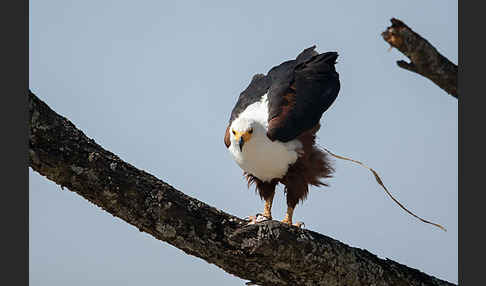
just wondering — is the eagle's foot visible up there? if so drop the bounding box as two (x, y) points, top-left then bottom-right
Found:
(294, 221), (306, 229)
(262, 210), (272, 221)
(282, 206), (295, 226)
(281, 219), (305, 228)
(246, 213), (271, 225)
(281, 218), (292, 225)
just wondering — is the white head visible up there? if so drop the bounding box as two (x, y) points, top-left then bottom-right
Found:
(229, 117), (264, 152)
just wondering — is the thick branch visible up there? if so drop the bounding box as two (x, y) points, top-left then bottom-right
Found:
(29, 90), (454, 286)
(382, 18), (458, 98)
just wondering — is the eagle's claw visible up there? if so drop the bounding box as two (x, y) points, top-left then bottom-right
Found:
(246, 213), (271, 225)
(294, 221), (306, 229)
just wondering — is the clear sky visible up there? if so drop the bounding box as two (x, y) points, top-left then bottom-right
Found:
(30, 1), (457, 285)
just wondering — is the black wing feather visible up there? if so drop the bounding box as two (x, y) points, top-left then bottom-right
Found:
(266, 51), (340, 142)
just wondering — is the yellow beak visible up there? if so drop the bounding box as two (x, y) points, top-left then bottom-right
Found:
(233, 130), (252, 151)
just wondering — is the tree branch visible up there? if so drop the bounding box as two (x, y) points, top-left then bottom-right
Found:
(382, 18), (458, 98)
(28, 90), (454, 286)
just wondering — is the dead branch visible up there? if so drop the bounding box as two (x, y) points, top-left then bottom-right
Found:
(28, 90), (454, 286)
(382, 18), (458, 98)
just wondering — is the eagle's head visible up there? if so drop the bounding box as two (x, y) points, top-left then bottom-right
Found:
(229, 117), (261, 152)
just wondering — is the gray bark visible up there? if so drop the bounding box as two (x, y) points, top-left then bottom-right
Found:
(29, 90), (454, 286)
(382, 18), (458, 98)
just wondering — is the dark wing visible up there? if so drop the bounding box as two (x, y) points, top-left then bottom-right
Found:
(266, 49), (340, 142)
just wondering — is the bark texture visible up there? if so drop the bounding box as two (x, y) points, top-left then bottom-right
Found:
(29, 90), (455, 286)
(382, 18), (458, 98)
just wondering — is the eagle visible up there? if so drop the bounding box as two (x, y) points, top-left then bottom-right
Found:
(224, 46), (340, 226)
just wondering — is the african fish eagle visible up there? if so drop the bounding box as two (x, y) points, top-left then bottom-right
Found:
(224, 46), (340, 226)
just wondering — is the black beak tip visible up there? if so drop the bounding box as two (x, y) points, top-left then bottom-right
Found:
(239, 137), (244, 151)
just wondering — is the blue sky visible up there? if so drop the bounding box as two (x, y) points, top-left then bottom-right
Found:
(30, 1), (457, 284)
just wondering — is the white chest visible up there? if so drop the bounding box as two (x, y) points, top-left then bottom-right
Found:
(227, 94), (302, 182)
(229, 133), (301, 182)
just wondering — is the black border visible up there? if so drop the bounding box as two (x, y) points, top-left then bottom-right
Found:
(459, 1), (482, 285)
(2, 0), (28, 285)
(457, 1), (462, 283)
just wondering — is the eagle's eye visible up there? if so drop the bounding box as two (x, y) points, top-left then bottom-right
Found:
(248, 128), (253, 134)
(232, 130), (236, 135)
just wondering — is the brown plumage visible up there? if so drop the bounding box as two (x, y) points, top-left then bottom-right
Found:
(224, 125), (231, 148)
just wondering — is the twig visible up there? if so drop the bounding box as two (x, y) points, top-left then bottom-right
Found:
(382, 18), (458, 98)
